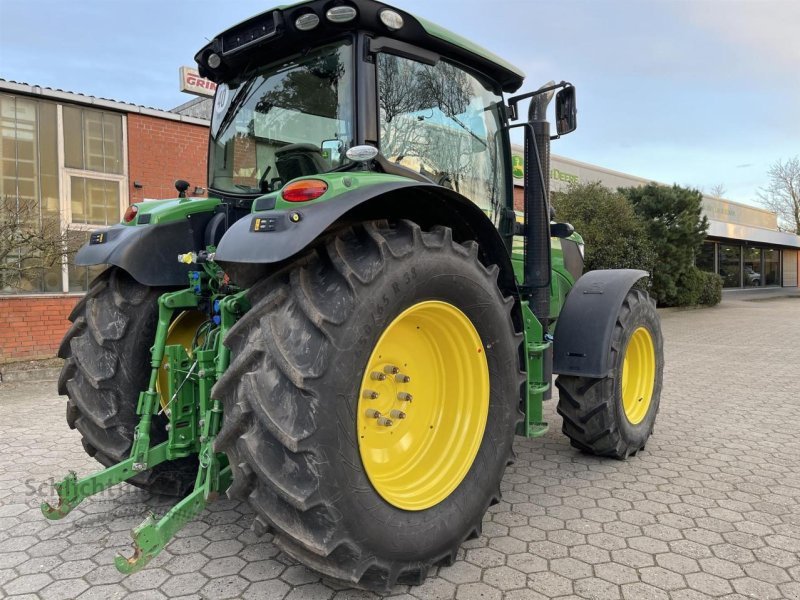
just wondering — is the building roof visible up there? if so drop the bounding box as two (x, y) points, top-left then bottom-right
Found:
(171, 96), (213, 120)
(510, 144), (800, 249)
(0, 78), (210, 126)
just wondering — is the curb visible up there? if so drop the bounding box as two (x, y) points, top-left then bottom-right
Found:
(0, 368), (61, 384)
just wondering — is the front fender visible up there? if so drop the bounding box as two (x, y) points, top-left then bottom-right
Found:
(553, 269), (649, 378)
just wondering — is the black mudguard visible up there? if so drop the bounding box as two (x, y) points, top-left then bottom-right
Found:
(553, 269), (649, 378)
(214, 181), (519, 299)
(214, 181), (421, 266)
(75, 219), (205, 287)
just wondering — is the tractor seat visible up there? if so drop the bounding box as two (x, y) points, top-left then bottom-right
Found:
(275, 143), (329, 182)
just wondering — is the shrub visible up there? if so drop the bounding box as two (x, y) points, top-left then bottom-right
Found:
(621, 183), (709, 307)
(698, 271), (723, 306)
(551, 182), (656, 274)
(674, 266), (703, 307)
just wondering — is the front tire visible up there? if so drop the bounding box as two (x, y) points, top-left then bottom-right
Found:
(555, 288), (663, 458)
(214, 220), (523, 590)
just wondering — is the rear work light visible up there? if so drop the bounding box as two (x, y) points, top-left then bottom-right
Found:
(123, 204), (139, 223)
(282, 179), (328, 202)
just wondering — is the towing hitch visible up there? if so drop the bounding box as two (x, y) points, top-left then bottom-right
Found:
(42, 258), (248, 573)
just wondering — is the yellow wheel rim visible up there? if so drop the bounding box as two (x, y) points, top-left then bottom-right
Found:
(621, 326), (656, 425)
(156, 310), (207, 413)
(357, 300), (489, 511)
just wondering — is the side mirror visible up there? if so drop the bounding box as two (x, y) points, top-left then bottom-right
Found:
(550, 222), (575, 238)
(555, 86), (577, 136)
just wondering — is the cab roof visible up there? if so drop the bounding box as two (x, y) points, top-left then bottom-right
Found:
(195, 0), (525, 93)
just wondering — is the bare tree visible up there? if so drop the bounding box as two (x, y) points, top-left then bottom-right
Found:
(757, 156), (800, 234)
(709, 183), (727, 198)
(0, 195), (77, 292)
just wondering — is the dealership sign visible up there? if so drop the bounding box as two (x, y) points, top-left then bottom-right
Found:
(512, 153), (579, 184)
(179, 66), (217, 97)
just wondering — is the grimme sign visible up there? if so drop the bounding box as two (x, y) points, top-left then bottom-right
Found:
(179, 66), (217, 97)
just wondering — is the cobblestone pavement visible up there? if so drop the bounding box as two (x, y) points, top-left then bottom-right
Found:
(1, 295), (798, 600)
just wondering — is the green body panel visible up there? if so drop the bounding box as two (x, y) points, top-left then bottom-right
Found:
(511, 235), (578, 321)
(272, 171), (411, 211)
(122, 197), (222, 227)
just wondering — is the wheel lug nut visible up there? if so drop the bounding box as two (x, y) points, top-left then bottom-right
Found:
(383, 364), (400, 375)
(389, 410), (406, 419)
(365, 408), (382, 419)
(377, 417), (393, 427)
(363, 389), (379, 399)
(395, 374), (411, 383)
(370, 371), (386, 381)
(397, 392), (413, 402)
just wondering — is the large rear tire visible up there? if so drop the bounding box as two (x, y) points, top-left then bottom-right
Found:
(214, 220), (523, 591)
(57, 267), (197, 496)
(555, 288), (663, 458)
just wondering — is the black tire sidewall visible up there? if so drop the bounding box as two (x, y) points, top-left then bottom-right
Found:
(612, 298), (663, 448)
(318, 244), (519, 561)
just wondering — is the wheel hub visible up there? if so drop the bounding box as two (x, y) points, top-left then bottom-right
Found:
(621, 326), (656, 425)
(357, 301), (489, 511)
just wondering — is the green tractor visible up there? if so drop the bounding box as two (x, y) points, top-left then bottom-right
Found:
(45, 0), (664, 591)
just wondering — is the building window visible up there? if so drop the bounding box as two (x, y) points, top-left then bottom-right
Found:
(718, 244), (741, 288)
(0, 94), (63, 293)
(70, 176), (121, 226)
(0, 93), (127, 295)
(764, 248), (780, 286)
(743, 247), (762, 287)
(63, 106), (123, 174)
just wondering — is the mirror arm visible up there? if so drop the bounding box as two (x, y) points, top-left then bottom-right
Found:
(507, 80), (572, 121)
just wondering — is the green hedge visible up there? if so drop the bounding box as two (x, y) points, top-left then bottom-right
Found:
(553, 181), (721, 308)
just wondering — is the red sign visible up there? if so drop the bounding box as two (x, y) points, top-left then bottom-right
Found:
(179, 66), (217, 98)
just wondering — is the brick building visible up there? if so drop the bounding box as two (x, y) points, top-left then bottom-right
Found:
(0, 80), (209, 361)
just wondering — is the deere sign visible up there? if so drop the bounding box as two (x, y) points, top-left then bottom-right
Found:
(512, 154), (579, 185)
(512, 155), (524, 179)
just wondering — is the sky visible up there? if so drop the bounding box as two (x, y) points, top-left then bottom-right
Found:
(1, 0), (798, 207)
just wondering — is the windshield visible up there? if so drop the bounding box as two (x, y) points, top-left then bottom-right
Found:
(209, 41), (354, 194)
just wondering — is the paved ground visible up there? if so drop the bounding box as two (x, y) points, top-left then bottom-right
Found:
(0, 295), (798, 600)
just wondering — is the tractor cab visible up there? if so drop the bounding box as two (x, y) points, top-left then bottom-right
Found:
(197, 1), (523, 217)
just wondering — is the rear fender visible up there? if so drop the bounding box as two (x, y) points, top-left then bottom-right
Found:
(75, 214), (215, 287)
(215, 181), (520, 305)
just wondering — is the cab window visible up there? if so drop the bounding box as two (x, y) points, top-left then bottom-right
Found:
(377, 53), (507, 223)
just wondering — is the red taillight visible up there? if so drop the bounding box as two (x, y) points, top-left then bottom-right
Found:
(123, 204), (139, 223)
(282, 179), (328, 202)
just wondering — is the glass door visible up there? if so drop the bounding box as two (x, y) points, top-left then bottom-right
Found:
(719, 244), (741, 288)
(764, 249), (780, 286)
(743, 247), (762, 287)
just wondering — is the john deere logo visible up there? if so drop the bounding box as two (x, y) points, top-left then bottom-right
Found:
(512, 155), (524, 178)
